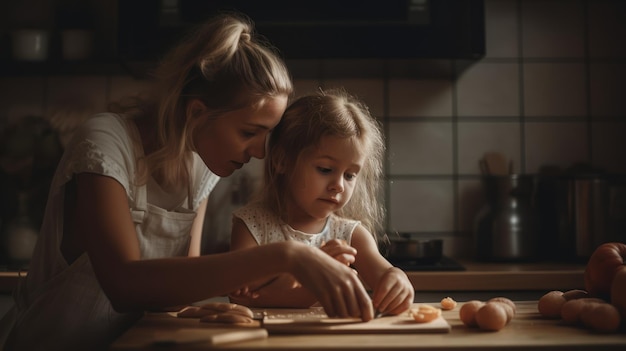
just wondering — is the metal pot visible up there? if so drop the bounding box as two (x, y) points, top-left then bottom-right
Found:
(383, 234), (443, 264)
(536, 174), (626, 261)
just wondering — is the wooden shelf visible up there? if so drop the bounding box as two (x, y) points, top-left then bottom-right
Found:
(0, 59), (157, 78)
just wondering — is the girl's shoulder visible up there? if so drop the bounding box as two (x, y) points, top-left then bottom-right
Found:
(328, 213), (360, 227)
(328, 213), (361, 235)
(233, 201), (273, 219)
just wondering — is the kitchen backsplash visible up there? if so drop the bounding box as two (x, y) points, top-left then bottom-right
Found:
(0, 0), (625, 260)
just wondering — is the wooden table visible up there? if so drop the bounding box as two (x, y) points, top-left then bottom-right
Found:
(111, 301), (626, 350)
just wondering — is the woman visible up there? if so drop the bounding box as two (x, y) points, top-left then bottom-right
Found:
(2, 13), (373, 351)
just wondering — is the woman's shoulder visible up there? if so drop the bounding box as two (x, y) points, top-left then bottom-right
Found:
(58, 112), (137, 194)
(71, 112), (129, 145)
(80, 112), (126, 129)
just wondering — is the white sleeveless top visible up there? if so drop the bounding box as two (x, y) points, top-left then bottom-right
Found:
(5, 113), (219, 351)
(233, 202), (360, 247)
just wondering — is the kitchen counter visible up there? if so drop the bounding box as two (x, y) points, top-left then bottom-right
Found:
(407, 260), (586, 292)
(0, 261), (586, 294)
(110, 301), (626, 350)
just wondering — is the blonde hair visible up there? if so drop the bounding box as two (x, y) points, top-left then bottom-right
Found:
(261, 88), (385, 238)
(110, 13), (293, 189)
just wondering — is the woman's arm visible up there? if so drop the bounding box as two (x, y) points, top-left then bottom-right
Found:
(229, 217), (317, 308)
(350, 225), (414, 315)
(75, 173), (374, 319)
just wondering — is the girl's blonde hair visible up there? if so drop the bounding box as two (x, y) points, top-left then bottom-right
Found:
(262, 88), (385, 238)
(110, 13), (293, 189)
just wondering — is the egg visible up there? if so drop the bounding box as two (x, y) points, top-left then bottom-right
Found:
(537, 290), (566, 319)
(459, 300), (485, 327)
(560, 297), (605, 324)
(562, 289), (589, 301)
(488, 297), (516, 321)
(581, 302), (621, 333)
(475, 302), (508, 331)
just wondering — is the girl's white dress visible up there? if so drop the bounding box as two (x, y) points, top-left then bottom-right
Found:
(233, 202), (360, 247)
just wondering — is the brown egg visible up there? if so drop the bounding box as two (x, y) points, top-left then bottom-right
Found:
(459, 300), (485, 327)
(537, 290), (566, 318)
(488, 297), (516, 317)
(475, 302), (508, 331)
(561, 298), (605, 324)
(562, 289), (589, 301)
(580, 302), (621, 333)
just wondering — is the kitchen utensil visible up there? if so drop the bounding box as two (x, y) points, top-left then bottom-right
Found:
(384, 234), (443, 264)
(483, 152), (509, 175)
(535, 174), (626, 261)
(474, 174), (539, 261)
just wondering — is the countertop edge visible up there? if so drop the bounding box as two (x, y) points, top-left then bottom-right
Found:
(0, 261), (587, 294)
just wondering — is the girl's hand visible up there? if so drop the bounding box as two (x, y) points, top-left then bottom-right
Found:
(229, 286), (259, 299)
(289, 243), (374, 321)
(371, 267), (414, 316)
(320, 239), (356, 266)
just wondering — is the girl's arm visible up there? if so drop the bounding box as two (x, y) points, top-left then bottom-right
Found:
(229, 217), (317, 308)
(76, 172), (374, 318)
(350, 225), (414, 315)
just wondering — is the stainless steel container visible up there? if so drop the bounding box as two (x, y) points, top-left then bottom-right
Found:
(536, 174), (626, 262)
(474, 175), (539, 261)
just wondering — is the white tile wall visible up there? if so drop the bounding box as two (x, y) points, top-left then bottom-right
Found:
(1, 0), (625, 259)
(389, 122), (454, 175)
(457, 122), (521, 175)
(484, 0), (519, 58)
(457, 63), (520, 117)
(525, 122), (589, 173)
(388, 79), (453, 117)
(590, 63), (626, 117)
(389, 179), (454, 233)
(521, 0), (585, 58)
(523, 63), (587, 117)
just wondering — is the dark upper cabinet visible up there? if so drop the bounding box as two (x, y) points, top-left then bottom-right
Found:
(118, 0), (485, 61)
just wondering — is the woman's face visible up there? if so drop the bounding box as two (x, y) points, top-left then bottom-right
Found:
(193, 95), (288, 177)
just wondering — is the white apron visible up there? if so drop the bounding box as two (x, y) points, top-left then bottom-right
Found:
(4, 177), (199, 351)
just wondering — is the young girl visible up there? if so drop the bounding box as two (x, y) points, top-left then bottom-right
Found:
(2, 14), (375, 351)
(229, 88), (414, 316)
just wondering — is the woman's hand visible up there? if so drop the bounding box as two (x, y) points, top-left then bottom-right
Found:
(371, 267), (414, 316)
(320, 239), (356, 266)
(288, 242), (374, 321)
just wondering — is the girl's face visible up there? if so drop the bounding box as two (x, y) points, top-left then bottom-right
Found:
(285, 135), (366, 230)
(193, 95), (288, 177)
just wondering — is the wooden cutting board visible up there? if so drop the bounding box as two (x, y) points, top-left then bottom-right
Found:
(257, 307), (451, 334)
(113, 312), (268, 348)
